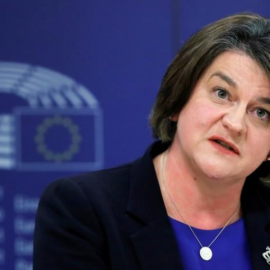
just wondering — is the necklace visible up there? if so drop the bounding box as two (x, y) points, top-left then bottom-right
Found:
(160, 150), (240, 261)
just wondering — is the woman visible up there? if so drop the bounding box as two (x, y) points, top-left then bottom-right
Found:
(34, 13), (270, 269)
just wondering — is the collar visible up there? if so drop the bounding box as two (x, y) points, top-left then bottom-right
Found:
(127, 141), (169, 223)
(242, 175), (270, 269)
(127, 141), (184, 270)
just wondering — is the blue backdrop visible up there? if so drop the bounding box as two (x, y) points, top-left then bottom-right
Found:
(0, 1), (269, 269)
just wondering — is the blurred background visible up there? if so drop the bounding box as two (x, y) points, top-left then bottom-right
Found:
(0, 1), (269, 269)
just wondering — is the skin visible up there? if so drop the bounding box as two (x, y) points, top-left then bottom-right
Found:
(154, 51), (270, 229)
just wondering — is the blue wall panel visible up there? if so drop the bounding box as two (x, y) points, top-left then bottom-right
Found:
(179, 0), (270, 44)
(0, 1), (173, 269)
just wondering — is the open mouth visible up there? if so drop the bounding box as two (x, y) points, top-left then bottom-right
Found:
(214, 140), (234, 151)
(210, 137), (240, 155)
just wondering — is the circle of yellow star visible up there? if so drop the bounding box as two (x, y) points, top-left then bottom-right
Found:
(35, 115), (81, 162)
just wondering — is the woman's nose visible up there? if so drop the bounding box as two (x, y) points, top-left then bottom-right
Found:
(222, 105), (247, 136)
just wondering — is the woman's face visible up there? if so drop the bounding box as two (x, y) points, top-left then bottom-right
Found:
(172, 51), (270, 182)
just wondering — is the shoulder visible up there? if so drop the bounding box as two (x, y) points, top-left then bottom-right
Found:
(65, 162), (132, 191)
(34, 166), (136, 268)
(35, 162), (137, 248)
(40, 162), (134, 209)
(242, 176), (270, 212)
(38, 141), (165, 217)
(258, 180), (270, 206)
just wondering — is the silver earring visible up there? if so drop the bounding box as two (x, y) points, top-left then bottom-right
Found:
(169, 114), (174, 121)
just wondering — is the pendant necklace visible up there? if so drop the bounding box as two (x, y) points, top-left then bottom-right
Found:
(160, 150), (240, 261)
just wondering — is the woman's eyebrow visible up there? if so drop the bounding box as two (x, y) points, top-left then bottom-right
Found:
(209, 71), (237, 87)
(258, 97), (270, 105)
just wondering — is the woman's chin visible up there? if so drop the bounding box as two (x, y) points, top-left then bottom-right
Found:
(194, 159), (242, 183)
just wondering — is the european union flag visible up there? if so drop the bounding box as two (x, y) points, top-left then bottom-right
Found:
(14, 108), (103, 171)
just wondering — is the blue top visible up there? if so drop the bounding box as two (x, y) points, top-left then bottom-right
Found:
(169, 217), (253, 270)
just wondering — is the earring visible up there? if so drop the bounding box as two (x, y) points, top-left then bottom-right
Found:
(268, 156), (270, 161)
(169, 114), (174, 121)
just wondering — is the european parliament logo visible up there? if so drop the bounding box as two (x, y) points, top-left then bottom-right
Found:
(0, 62), (103, 171)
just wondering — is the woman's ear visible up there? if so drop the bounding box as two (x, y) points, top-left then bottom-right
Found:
(170, 113), (179, 122)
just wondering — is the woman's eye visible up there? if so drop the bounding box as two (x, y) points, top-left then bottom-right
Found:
(215, 89), (229, 100)
(255, 108), (269, 120)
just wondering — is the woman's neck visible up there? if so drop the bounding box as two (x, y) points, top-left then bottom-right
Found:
(154, 148), (244, 230)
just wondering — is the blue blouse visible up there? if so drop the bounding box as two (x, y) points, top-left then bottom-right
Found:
(169, 217), (253, 270)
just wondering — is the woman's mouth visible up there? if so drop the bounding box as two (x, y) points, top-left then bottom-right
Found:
(209, 137), (240, 155)
(215, 140), (234, 151)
